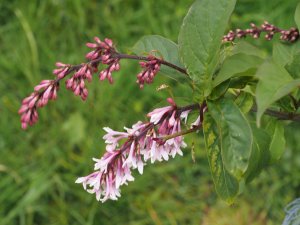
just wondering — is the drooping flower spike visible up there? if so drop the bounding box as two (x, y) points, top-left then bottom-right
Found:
(75, 99), (203, 202)
(223, 21), (299, 43)
(18, 80), (59, 129)
(19, 37), (166, 129)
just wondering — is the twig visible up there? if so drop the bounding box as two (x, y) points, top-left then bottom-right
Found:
(161, 125), (202, 141)
(223, 21), (299, 43)
(251, 106), (300, 122)
(115, 53), (188, 75)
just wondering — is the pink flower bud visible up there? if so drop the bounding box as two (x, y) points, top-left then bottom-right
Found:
(51, 87), (58, 100)
(28, 95), (38, 108)
(43, 86), (52, 100)
(94, 36), (101, 44)
(85, 67), (93, 82)
(86, 51), (98, 60)
(55, 62), (68, 67)
(167, 98), (176, 106)
(104, 38), (113, 47)
(86, 42), (98, 48)
(74, 85), (81, 96)
(18, 105), (29, 114)
(21, 122), (28, 130)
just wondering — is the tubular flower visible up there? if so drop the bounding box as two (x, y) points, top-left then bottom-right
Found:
(75, 154), (134, 202)
(76, 99), (195, 202)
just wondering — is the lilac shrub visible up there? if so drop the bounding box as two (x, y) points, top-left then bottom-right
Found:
(19, 0), (300, 205)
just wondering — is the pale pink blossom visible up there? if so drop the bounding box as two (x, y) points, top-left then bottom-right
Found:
(76, 99), (196, 202)
(75, 152), (134, 202)
(124, 121), (146, 135)
(148, 106), (173, 124)
(191, 106), (206, 128)
(180, 110), (191, 123)
(103, 127), (129, 151)
(191, 116), (201, 127)
(140, 99), (188, 163)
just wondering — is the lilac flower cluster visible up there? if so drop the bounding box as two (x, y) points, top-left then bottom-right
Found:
(86, 37), (120, 83)
(75, 98), (201, 202)
(65, 64), (92, 100)
(19, 36), (168, 129)
(223, 21), (299, 43)
(137, 56), (161, 88)
(18, 80), (59, 129)
(19, 38), (120, 129)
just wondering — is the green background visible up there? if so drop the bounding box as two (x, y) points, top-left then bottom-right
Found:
(1, 0), (300, 224)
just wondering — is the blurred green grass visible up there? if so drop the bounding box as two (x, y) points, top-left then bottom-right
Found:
(0, 0), (300, 224)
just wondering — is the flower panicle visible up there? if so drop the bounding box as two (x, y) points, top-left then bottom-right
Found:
(75, 99), (202, 202)
(18, 80), (59, 129)
(86, 37), (120, 84)
(19, 36), (166, 130)
(19, 37), (120, 129)
(223, 21), (299, 43)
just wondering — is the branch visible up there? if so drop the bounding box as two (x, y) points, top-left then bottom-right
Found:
(115, 53), (188, 75)
(177, 103), (200, 114)
(251, 106), (300, 122)
(223, 21), (299, 43)
(119, 102), (201, 152)
(289, 94), (299, 110)
(53, 52), (188, 82)
(161, 125), (202, 141)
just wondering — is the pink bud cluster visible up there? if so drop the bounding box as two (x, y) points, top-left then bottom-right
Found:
(18, 80), (59, 129)
(66, 64), (92, 100)
(19, 37), (122, 129)
(75, 98), (200, 202)
(86, 37), (120, 83)
(137, 56), (161, 88)
(53, 62), (70, 79)
(223, 21), (299, 43)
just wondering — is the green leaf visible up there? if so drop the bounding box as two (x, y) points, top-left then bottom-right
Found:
(265, 119), (286, 163)
(255, 59), (300, 125)
(234, 92), (254, 114)
(230, 41), (266, 58)
(244, 138), (260, 183)
(207, 98), (253, 179)
(277, 95), (297, 112)
(285, 52), (300, 79)
(272, 41), (300, 67)
(203, 113), (239, 204)
(213, 53), (263, 87)
(295, 2), (300, 30)
(209, 79), (230, 100)
(228, 76), (256, 89)
(244, 124), (271, 183)
(178, 0), (236, 98)
(132, 35), (186, 82)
